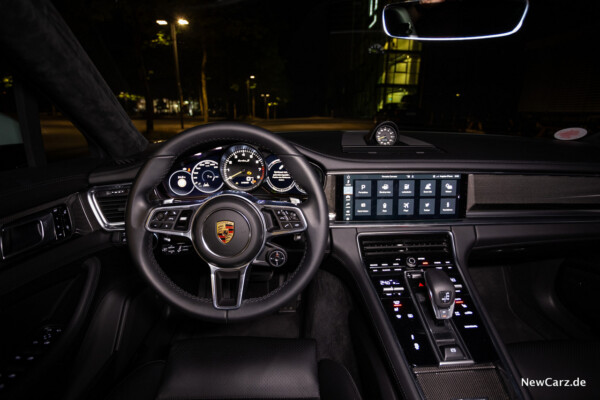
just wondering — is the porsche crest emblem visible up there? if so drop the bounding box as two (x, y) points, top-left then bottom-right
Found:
(216, 220), (235, 244)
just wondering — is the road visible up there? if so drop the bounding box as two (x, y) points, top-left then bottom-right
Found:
(40, 116), (374, 161)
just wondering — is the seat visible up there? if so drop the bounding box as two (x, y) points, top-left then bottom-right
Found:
(508, 341), (600, 400)
(105, 337), (362, 400)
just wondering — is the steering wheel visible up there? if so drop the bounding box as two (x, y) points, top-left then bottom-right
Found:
(126, 123), (329, 322)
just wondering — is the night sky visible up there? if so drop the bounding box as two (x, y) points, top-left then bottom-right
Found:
(46, 0), (600, 130)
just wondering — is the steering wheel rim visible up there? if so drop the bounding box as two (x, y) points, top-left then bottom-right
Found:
(126, 122), (329, 322)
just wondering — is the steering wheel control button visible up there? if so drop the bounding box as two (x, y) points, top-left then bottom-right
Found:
(275, 209), (288, 222)
(153, 212), (165, 221)
(268, 249), (287, 267)
(175, 210), (193, 230)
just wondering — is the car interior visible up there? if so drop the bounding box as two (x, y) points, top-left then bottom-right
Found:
(1, 0), (600, 399)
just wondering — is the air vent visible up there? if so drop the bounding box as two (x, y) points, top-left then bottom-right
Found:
(88, 185), (130, 230)
(359, 234), (449, 259)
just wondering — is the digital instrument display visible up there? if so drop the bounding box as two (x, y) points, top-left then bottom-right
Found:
(338, 173), (464, 221)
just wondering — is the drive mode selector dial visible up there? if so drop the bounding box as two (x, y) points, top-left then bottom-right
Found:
(221, 145), (265, 191)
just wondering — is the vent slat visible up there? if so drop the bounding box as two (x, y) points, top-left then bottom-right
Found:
(94, 190), (129, 225)
(360, 235), (449, 258)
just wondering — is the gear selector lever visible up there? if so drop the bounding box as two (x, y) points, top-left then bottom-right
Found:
(424, 269), (455, 319)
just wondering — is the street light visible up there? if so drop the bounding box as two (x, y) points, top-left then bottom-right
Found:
(246, 75), (255, 119)
(156, 18), (189, 129)
(260, 93), (270, 119)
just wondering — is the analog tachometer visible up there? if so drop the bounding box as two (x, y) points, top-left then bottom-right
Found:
(220, 145), (265, 191)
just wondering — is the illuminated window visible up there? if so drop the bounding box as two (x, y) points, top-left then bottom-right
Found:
(377, 39), (421, 111)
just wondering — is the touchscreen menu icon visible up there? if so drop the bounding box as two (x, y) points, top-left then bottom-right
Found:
(355, 180), (371, 197)
(440, 198), (456, 214)
(399, 199), (414, 215)
(420, 180), (436, 196)
(419, 199), (435, 215)
(354, 199), (371, 216)
(377, 199), (393, 216)
(377, 180), (393, 197)
(398, 180), (414, 197)
(442, 180), (457, 196)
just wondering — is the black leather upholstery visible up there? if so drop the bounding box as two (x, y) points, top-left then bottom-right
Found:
(508, 341), (600, 400)
(105, 361), (166, 400)
(318, 359), (362, 400)
(157, 337), (320, 400)
(105, 337), (362, 400)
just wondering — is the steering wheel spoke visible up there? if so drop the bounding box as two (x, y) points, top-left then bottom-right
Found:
(209, 263), (250, 310)
(145, 202), (202, 238)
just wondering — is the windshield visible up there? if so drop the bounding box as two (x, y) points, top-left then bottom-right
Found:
(41, 0), (600, 152)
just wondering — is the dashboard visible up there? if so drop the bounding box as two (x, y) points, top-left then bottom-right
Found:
(4, 125), (600, 400)
(162, 143), (318, 198)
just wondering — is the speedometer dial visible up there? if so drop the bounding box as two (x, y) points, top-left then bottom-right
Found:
(192, 159), (224, 193)
(221, 145), (265, 191)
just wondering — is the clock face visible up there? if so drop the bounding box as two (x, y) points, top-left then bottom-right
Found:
(375, 125), (397, 146)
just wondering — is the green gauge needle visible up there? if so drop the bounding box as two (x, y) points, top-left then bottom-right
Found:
(227, 169), (245, 181)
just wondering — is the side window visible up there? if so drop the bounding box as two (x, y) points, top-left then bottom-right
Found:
(0, 76), (21, 145)
(0, 65), (27, 171)
(0, 62), (91, 170)
(38, 96), (90, 162)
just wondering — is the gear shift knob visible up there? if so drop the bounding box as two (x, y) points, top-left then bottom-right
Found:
(424, 269), (455, 319)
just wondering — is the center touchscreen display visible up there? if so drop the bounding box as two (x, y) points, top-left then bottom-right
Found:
(339, 173), (463, 221)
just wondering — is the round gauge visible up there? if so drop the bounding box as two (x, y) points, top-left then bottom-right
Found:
(168, 170), (195, 196)
(266, 157), (296, 193)
(220, 145), (265, 191)
(295, 163), (325, 194)
(192, 159), (224, 193)
(374, 125), (397, 146)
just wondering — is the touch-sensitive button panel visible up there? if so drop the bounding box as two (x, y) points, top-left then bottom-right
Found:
(338, 173), (463, 222)
(359, 233), (499, 368)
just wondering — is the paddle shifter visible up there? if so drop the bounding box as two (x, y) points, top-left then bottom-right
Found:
(424, 269), (455, 319)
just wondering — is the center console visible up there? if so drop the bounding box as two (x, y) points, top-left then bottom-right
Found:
(358, 232), (516, 399)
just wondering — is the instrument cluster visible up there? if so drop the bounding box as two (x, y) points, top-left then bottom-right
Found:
(163, 144), (309, 198)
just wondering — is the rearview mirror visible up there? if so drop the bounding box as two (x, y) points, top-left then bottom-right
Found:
(383, 0), (529, 41)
